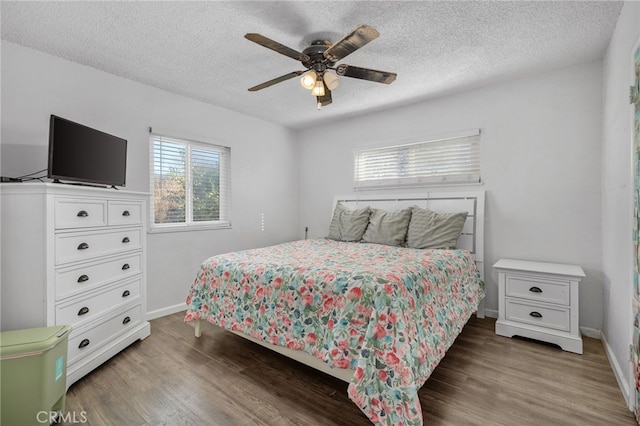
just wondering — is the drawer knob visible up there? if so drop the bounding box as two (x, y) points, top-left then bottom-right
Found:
(77, 274), (89, 283)
(77, 210), (89, 217)
(122, 210), (130, 217)
(77, 242), (89, 250)
(122, 290), (131, 298)
(529, 311), (543, 319)
(122, 316), (131, 325)
(122, 263), (130, 270)
(529, 286), (543, 293)
(77, 306), (89, 316)
(122, 237), (130, 243)
(78, 339), (90, 349)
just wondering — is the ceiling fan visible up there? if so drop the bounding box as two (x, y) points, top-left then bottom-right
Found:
(244, 24), (397, 109)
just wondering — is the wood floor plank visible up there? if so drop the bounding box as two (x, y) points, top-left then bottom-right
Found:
(61, 314), (636, 425)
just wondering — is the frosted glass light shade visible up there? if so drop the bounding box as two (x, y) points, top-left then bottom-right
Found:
(311, 79), (325, 97)
(324, 72), (340, 90)
(300, 71), (317, 90)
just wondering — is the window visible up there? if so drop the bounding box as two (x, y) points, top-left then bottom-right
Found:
(354, 129), (480, 189)
(150, 133), (230, 231)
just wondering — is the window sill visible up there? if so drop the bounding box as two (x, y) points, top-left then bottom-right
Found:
(148, 223), (232, 234)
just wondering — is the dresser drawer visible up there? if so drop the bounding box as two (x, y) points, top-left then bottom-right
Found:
(505, 275), (570, 305)
(55, 252), (142, 299)
(67, 304), (141, 364)
(56, 279), (141, 327)
(505, 299), (570, 332)
(55, 228), (142, 265)
(108, 201), (143, 226)
(55, 198), (107, 229)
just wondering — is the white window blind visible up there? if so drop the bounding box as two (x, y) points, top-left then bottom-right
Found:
(150, 133), (230, 230)
(354, 130), (480, 189)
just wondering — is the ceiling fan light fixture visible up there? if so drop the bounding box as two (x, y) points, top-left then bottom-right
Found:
(300, 71), (317, 90)
(324, 72), (340, 90)
(311, 78), (325, 97)
(245, 25), (396, 108)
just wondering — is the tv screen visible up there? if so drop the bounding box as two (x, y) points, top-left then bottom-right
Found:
(48, 115), (127, 187)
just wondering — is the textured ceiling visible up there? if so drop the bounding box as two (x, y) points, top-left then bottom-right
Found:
(1, 1), (623, 130)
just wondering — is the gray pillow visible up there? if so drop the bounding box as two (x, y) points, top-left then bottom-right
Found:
(328, 203), (370, 242)
(361, 207), (412, 246)
(407, 206), (468, 249)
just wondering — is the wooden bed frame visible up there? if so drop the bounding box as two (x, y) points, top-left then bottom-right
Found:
(193, 190), (485, 383)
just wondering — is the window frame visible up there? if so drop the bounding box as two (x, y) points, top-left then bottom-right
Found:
(353, 129), (481, 190)
(149, 132), (231, 233)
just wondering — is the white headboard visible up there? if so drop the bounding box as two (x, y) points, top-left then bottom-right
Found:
(333, 191), (485, 280)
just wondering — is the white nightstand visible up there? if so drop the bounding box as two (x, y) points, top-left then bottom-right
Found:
(494, 258), (585, 354)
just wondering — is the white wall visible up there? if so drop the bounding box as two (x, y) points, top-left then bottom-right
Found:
(0, 41), (299, 315)
(601, 0), (640, 410)
(297, 61), (604, 330)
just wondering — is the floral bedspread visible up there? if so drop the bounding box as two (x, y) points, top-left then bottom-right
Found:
(184, 239), (484, 425)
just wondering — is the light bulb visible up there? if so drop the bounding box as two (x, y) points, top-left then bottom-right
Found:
(300, 71), (316, 90)
(324, 72), (340, 90)
(311, 79), (325, 97)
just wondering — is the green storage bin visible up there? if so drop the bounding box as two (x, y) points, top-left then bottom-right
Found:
(1, 325), (72, 426)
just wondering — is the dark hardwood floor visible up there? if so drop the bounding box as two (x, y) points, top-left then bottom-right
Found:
(62, 313), (636, 425)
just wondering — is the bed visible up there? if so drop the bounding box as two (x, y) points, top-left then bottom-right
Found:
(185, 192), (485, 426)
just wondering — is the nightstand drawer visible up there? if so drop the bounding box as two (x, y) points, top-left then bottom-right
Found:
(505, 299), (570, 332)
(505, 275), (570, 305)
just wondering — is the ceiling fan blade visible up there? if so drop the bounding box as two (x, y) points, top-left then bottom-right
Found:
(245, 33), (310, 62)
(248, 71), (305, 92)
(317, 84), (332, 107)
(336, 64), (397, 84)
(323, 24), (380, 63)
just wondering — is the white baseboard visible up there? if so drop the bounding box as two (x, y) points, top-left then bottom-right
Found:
(147, 303), (187, 320)
(602, 332), (633, 411)
(483, 308), (498, 318)
(580, 326), (601, 339)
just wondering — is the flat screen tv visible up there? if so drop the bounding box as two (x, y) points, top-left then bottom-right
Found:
(48, 115), (127, 187)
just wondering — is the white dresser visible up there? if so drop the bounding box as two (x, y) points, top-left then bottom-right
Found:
(494, 258), (585, 354)
(1, 183), (150, 387)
